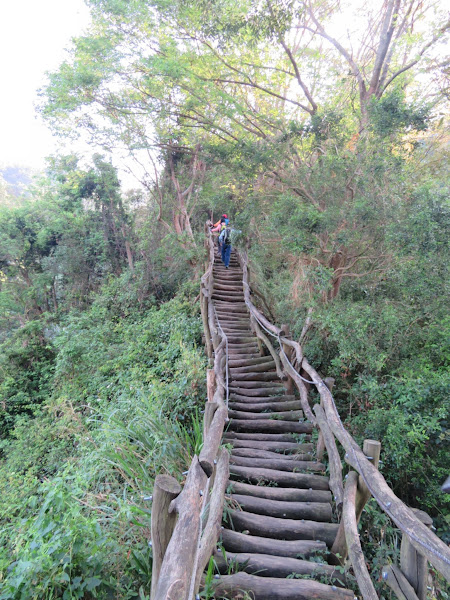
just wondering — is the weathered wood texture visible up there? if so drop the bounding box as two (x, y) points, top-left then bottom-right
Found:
(342, 471), (378, 600)
(210, 572), (354, 599)
(221, 528), (327, 558)
(228, 479), (332, 503)
(313, 403), (344, 508)
(400, 508), (433, 600)
(227, 509), (339, 547)
(199, 405), (227, 477)
(150, 475), (182, 600)
(153, 457), (207, 600)
(194, 448), (229, 592)
(381, 564), (420, 600)
(302, 357), (450, 580)
(214, 551), (347, 584)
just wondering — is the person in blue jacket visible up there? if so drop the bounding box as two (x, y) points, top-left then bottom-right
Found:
(219, 223), (232, 268)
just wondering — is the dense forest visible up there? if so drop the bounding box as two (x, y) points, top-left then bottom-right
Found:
(0, 0), (449, 598)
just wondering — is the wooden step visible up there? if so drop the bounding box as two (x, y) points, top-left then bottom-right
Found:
(228, 481), (332, 503)
(227, 409), (304, 422)
(231, 447), (313, 462)
(228, 420), (312, 434)
(209, 572), (353, 599)
(230, 361), (276, 373)
(229, 465), (329, 490)
(212, 294), (245, 302)
(228, 387), (287, 396)
(227, 510), (338, 547)
(230, 494), (332, 521)
(223, 432), (306, 442)
(230, 455), (325, 473)
(228, 399), (303, 412)
(228, 356), (275, 368)
(229, 393), (296, 403)
(230, 372), (279, 382)
(221, 529), (327, 558)
(223, 439), (312, 453)
(214, 551), (346, 584)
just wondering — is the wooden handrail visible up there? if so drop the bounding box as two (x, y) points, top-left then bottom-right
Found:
(236, 245), (450, 596)
(151, 226), (230, 599)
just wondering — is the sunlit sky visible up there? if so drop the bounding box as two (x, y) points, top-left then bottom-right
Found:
(0, 0), (90, 169)
(0, 0), (445, 175)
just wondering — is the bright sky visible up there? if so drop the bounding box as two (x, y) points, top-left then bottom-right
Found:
(0, 0), (90, 169)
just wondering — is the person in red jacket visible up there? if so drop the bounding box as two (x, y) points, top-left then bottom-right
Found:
(210, 214), (228, 232)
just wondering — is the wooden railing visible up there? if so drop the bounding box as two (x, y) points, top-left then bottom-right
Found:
(237, 247), (450, 600)
(149, 228), (450, 600)
(150, 226), (230, 600)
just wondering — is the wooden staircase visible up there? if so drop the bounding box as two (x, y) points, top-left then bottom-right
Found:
(210, 252), (355, 600)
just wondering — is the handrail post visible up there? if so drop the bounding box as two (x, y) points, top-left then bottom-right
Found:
(206, 369), (215, 403)
(400, 509), (433, 600)
(150, 475), (182, 600)
(331, 439), (381, 564)
(281, 324), (294, 395)
(355, 439), (381, 523)
(316, 378), (335, 461)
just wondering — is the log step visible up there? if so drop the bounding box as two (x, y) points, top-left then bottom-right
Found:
(228, 419), (313, 434)
(231, 447), (313, 461)
(230, 455), (325, 473)
(230, 372), (279, 382)
(229, 393), (296, 403)
(221, 529), (327, 558)
(230, 361), (276, 373)
(210, 572), (353, 600)
(228, 481), (332, 503)
(214, 551), (347, 584)
(230, 494), (332, 521)
(229, 465), (329, 489)
(228, 400), (303, 412)
(228, 356), (276, 367)
(223, 431), (308, 442)
(227, 509), (339, 547)
(224, 439), (313, 453)
(228, 387), (287, 397)
(228, 409), (304, 422)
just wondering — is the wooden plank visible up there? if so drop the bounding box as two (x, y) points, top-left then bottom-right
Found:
(150, 475), (182, 600)
(153, 456), (208, 600)
(231, 493), (332, 521)
(302, 357), (450, 580)
(194, 448), (229, 593)
(228, 419), (313, 434)
(227, 509), (339, 547)
(230, 454), (325, 472)
(229, 465), (329, 489)
(381, 564), (420, 600)
(209, 572), (354, 599)
(228, 480), (332, 503)
(231, 447), (313, 461)
(221, 529), (327, 558)
(342, 471), (378, 600)
(214, 551), (347, 584)
(199, 405), (227, 477)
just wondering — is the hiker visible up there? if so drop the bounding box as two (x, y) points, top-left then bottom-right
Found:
(219, 222), (232, 268)
(210, 214), (228, 232)
(210, 214), (228, 251)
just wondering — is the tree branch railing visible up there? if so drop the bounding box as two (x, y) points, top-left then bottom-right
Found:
(236, 247), (450, 600)
(150, 225), (230, 600)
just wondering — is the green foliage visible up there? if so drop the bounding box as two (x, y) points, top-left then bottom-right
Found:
(368, 89), (430, 137)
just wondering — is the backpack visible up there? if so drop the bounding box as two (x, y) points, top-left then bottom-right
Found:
(223, 226), (231, 245)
